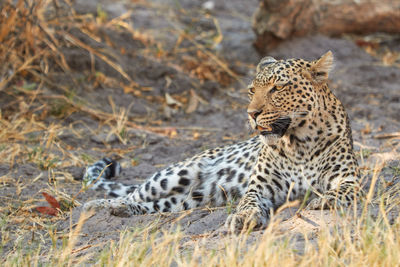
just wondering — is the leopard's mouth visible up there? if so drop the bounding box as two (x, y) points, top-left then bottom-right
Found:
(257, 117), (292, 137)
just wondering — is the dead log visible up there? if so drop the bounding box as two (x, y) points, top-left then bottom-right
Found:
(253, 0), (400, 53)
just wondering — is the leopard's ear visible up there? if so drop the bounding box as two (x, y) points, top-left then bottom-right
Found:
(256, 56), (277, 73)
(310, 51), (334, 83)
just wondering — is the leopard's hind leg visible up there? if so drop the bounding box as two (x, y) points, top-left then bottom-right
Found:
(83, 158), (212, 215)
(83, 137), (262, 217)
(84, 193), (203, 216)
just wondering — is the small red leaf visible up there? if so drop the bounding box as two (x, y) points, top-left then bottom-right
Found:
(36, 206), (58, 216)
(42, 192), (61, 209)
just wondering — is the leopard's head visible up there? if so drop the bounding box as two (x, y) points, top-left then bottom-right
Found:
(247, 51), (334, 145)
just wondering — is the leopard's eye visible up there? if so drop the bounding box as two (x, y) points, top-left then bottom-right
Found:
(270, 86), (278, 94)
(270, 83), (289, 94)
(248, 86), (255, 95)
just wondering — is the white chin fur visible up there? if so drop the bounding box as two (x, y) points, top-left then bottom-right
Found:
(259, 134), (280, 145)
(248, 117), (256, 129)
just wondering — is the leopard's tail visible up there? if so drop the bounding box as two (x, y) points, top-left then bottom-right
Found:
(83, 158), (138, 197)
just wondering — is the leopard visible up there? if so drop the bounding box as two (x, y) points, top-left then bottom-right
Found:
(82, 51), (361, 233)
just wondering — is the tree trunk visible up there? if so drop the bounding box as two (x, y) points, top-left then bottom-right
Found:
(253, 0), (400, 53)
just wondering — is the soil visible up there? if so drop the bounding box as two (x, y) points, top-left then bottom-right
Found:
(1, 0), (400, 259)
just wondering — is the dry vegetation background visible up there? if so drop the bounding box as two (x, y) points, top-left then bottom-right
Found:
(1, 0), (400, 265)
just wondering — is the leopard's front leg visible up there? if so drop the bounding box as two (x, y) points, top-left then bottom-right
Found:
(306, 180), (363, 210)
(306, 142), (362, 210)
(225, 191), (273, 234)
(225, 160), (287, 233)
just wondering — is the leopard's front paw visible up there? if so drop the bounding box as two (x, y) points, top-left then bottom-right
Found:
(306, 196), (334, 210)
(225, 209), (267, 234)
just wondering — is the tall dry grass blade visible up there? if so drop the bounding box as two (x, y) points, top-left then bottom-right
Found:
(58, 210), (94, 265)
(0, 3), (17, 42)
(63, 33), (133, 83)
(362, 160), (384, 218)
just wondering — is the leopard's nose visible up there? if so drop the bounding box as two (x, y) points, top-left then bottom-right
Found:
(248, 110), (262, 119)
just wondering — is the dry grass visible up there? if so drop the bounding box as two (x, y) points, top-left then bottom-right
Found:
(0, 0), (145, 170)
(0, 0), (246, 263)
(3, 178), (400, 266)
(1, 0), (400, 266)
(0, 0), (240, 165)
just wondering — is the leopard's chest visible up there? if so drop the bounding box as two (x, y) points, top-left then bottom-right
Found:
(257, 146), (321, 197)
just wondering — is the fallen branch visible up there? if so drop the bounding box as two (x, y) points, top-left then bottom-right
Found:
(253, 0), (400, 53)
(373, 132), (400, 139)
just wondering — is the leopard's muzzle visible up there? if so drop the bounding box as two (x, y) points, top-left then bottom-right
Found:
(259, 117), (292, 137)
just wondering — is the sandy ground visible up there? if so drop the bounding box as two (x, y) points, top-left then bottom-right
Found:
(1, 0), (399, 258)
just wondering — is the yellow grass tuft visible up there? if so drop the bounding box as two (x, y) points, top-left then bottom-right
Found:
(3, 191), (400, 266)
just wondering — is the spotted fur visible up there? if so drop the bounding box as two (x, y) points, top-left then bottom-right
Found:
(83, 51), (362, 233)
